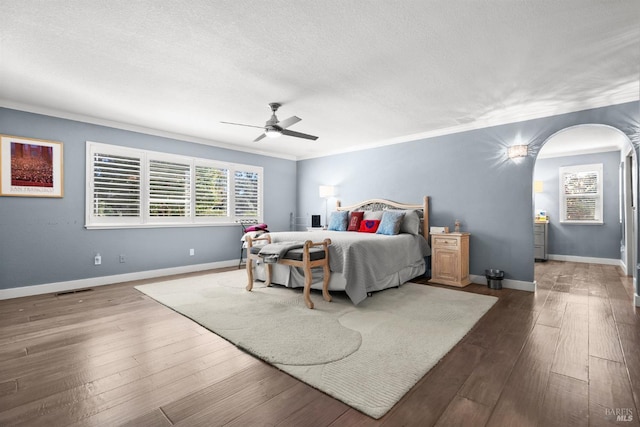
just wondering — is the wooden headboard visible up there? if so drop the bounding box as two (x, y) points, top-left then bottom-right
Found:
(336, 196), (430, 240)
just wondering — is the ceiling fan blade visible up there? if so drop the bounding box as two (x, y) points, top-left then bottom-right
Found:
(253, 133), (267, 142)
(220, 121), (265, 129)
(281, 129), (318, 141)
(277, 116), (301, 129)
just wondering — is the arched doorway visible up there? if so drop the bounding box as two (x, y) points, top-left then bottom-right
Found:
(532, 124), (637, 281)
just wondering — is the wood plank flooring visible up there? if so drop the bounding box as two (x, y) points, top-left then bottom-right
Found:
(0, 261), (638, 426)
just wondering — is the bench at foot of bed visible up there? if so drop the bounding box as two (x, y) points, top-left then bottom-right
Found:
(245, 235), (332, 309)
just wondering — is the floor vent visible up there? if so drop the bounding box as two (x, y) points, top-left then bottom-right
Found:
(55, 288), (94, 296)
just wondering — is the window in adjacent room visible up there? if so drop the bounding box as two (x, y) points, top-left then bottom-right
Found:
(86, 141), (263, 228)
(559, 163), (603, 224)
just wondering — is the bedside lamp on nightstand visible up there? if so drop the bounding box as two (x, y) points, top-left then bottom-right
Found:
(319, 185), (336, 227)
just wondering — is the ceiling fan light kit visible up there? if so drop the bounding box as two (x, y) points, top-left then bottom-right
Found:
(265, 128), (282, 138)
(221, 103), (318, 142)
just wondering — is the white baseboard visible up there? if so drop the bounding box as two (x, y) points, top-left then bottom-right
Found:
(548, 254), (624, 268)
(0, 260), (238, 301)
(470, 274), (536, 292)
(620, 260), (628, 275)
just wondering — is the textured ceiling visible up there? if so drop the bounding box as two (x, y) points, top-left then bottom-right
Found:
(1, 1), (638, 160)
(537, 125), (630, 159)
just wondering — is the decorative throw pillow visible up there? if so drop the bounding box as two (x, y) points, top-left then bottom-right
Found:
(328, 211), (349, 231)
(376, 210), (406, 235)
(358, 219), (381, 233)
(347, 211), (364, 231)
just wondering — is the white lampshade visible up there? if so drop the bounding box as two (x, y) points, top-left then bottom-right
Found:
(319, 185), (336, 198)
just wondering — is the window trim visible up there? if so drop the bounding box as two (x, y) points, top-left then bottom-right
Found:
(85, 141), (263, 229)
(559, 163), (603, 225)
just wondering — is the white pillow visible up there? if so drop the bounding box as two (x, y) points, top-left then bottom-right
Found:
(386, 209), (420, 234)
(363, 210), (383, 220)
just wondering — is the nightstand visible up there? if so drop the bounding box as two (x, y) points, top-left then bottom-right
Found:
(534, 220), (548, 261)
(429, 232), (471, 287)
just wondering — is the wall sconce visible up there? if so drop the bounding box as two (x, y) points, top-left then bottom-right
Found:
(534, 180), (544, 193)
(508, 145), (528, 159)
(319, 185), (336, 227)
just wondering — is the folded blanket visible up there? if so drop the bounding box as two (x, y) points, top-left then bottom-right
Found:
(258, 241), (304, 264)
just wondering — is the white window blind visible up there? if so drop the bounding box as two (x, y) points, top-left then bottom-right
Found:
(234, 170), (260, 219)
(86, 141), (263, 228)
(148, 159), (191, 218)
(195, 165), (228, 217)
(559, 164), (603, 224)
(92, 152), (141, 217)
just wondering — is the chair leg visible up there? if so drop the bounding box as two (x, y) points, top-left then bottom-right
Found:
(265, 263), (272, 287)
(303, 262), (314, 309)
(322, 261), (331, 302)
(246, 257), (254, 291)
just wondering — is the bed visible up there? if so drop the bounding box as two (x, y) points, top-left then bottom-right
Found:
(249, 196), (431, 305)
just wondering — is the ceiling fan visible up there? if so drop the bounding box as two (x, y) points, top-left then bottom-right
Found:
(221, 103), (318, 142)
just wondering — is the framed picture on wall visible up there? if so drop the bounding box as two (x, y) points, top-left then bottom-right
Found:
(0, 135), (64, 197)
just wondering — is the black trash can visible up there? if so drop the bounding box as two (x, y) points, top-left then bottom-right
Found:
(485, 269), (504, 290)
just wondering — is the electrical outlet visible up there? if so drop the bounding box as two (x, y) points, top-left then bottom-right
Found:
(189, 248), (195, 256)
(119, 254), (125, 263)
(94, 253), (101, 265)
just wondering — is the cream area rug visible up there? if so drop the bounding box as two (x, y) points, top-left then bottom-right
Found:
(135, 270), (497, 419)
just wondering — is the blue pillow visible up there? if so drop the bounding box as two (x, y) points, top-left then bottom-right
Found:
(376, 211), (405, 235)
(328, 211), (349, 231)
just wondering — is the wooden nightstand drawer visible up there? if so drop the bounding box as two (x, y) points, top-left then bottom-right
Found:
(433, 236), (459, 247)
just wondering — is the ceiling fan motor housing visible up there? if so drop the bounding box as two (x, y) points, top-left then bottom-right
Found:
(266, 103), (281, 126)
(221, 102), (317, 141)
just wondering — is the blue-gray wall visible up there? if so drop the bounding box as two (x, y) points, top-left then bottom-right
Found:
(0, 108), (296, 290)
(534, 151), (622, 259)
(1, 102), (638, 291)
(297, 101), (639, 283)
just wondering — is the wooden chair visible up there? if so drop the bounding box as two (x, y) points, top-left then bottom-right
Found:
(245, 235), (332, 309)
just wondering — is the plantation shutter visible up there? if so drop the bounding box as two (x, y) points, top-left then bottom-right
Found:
(92, 152), (141, 217)
(86, 141), (263, 228)
(234, 170), (260, 218)
(148, 160), (191, 217)
(560, 164), (603, 223)
(195, 165), (229, 217)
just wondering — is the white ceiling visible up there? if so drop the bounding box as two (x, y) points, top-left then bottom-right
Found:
(537, 124), (631, 159)
(1, 1), (638, 160)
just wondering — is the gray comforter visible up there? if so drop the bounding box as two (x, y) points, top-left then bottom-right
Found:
(265, 230), (431, 304)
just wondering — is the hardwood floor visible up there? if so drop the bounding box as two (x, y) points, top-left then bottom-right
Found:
(0, 261), (638, 426)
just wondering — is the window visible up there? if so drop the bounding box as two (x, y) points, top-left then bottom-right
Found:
(559, 163), (603, 224)
(86, 142), (263, 228)
(234, 170), (260, 217)
(195, 165), (228, 217)
(148, 158), (191, 220)
(90, 145), (142, 225)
